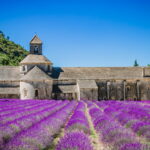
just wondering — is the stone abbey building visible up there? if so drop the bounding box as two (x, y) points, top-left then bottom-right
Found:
(0, 35), (150, 100)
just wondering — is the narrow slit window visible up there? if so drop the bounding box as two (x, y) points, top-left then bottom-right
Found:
(48, 65), (50, 71)
(24, 89), (27, 97)
(22, 66), (26, 71)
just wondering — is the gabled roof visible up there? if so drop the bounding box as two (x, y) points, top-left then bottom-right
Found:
(21, 66), (52, 81)
(20, 54), (52, 65)
(59, 67), (144, 80)
(78, 80), (98, 89)
(30, 35), (42, 44)
(58, 85), (77, 93)
(0, 66), (20, 81)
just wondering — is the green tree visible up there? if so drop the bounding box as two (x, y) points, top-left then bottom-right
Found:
(0, 31), (29, 66)
(134, 60), (139, 67)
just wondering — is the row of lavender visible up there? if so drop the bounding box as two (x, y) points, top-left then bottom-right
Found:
(0, 99), (149, 150)
(56, 100), (150, 150)
(0, 100), (77, 149)
(56, 101), (93, 150)
(95, 101), (150, 142)
(88, 101), (149, 150)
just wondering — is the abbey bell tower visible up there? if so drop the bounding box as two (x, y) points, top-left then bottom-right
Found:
(30, 35), (42, 55)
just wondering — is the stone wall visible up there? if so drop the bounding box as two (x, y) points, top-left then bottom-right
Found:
(0, 94), (20, 99)
(49, 79), (150, 101)
(96, 79), (150, 101)
(0, 81), (20, 99)
(52, 79), (78, 100)
(139, 80), (150, 100)
(0, 81), (19, 87)
(52, 93), (78, 100)
(1, 71), (150, 101)
(80, 88), (98, 100)
(20, 81), (53, 100)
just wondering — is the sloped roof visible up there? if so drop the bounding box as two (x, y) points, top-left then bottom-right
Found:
(58, 85), (77, 93)
(59, 67), (144, 80)
(21, 66), (52, 81)
(0, 66), (20, 81)
(30, 35), (42, 44)
(0, 88), (19, 94)
(20, 54), (52, 65)
(78, 80), (98, 89)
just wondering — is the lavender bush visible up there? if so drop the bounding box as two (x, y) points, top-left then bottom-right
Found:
(4, 101), (76, 150)
(88, 102), (146, 150)
(56, 131), (93, 150)
(0, 101), (67, 147)
(65, 101), (90, 134)
(0, 99), (149, 150)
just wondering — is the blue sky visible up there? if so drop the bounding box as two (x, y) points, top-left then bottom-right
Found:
(0, 0), (150, 67)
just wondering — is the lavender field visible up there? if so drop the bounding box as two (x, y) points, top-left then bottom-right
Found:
(0, 99), (150, 150)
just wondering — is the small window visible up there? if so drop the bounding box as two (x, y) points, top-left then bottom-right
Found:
(22, 66), (26, 71)
(35, 89), (38, 97)
(24, 89), (27, 97)
(47, 65), (50, 71)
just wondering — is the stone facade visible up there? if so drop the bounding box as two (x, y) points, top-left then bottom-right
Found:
(0, 35), (150, 101)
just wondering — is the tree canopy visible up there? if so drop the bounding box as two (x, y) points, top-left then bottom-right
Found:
(133, 59), (139, 67)
(0, 31), (29, 66)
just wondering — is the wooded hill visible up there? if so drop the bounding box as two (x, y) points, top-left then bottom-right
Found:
(0, 31), (29, 66)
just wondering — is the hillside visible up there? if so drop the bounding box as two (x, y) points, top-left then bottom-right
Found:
(0, 31), (29, 66)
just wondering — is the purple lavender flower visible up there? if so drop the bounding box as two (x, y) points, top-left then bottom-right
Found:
(87, 101), (145, 150)
(120, 143), (143, 150)
(0, 101), (67, 147)
(65, 102), (90, 134)
(4, 101), (76, 150)
(56, 131), (93, 150)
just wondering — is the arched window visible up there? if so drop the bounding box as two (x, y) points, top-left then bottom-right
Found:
(35, 89), (38, 97)
(47, 65), (50, 71)
(24, 89), (27, 97)
(34, 46), (39, 54)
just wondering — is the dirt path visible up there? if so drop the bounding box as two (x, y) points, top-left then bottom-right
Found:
(85, 102), (107, 150)
(48, 102), (78, 150)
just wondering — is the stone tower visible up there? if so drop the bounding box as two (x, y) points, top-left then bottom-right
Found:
(19, 35), (53, 100)
(30, 35), (42, 55)
(20, 35), (53, 75)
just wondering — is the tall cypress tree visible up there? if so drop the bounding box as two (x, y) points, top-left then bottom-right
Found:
(134, 60), (139, 67)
